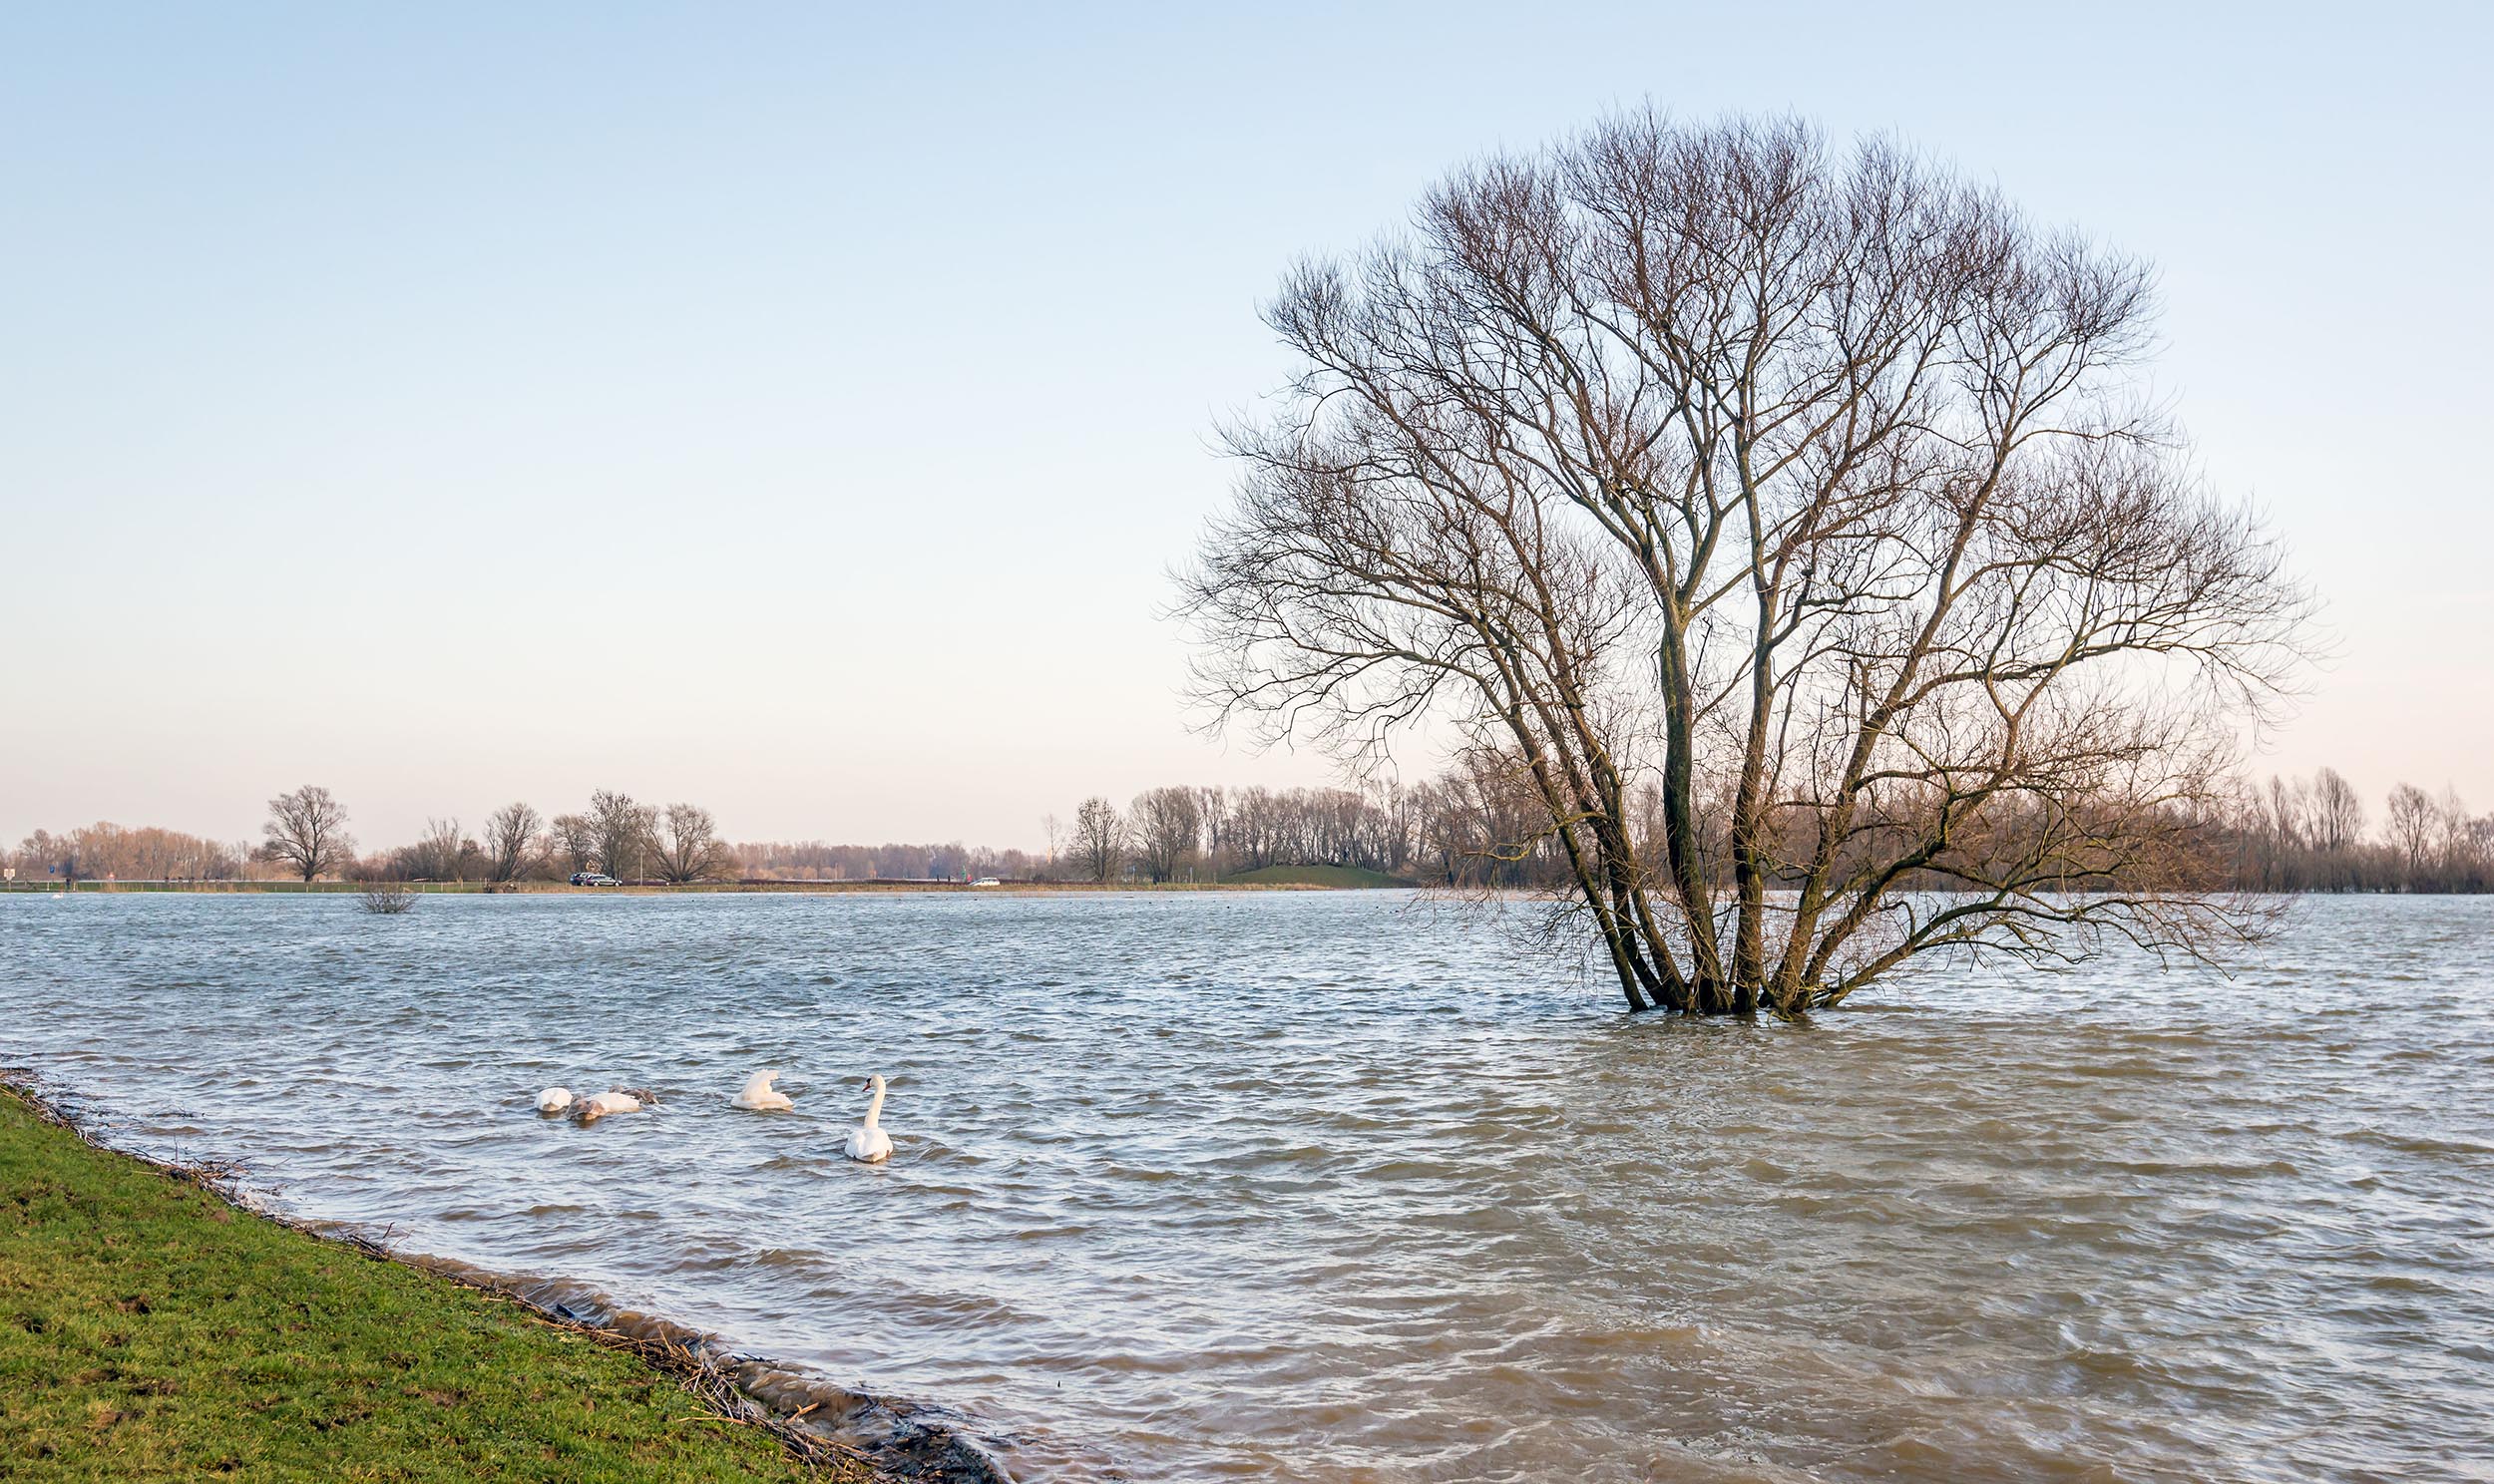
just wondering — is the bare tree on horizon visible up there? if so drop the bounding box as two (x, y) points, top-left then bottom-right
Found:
(1071, 797), (1124, 885)
(259, 785), (354, 883)
(2313, 768), (2366, 856)
(649, 803), (728, 884)
(485, 802), (543, 884)
(405, 817), (476, 882)
(1129, 787), (1203, 883)
(2385, 784), (2437, 879)
(589, 789), (656, 882)
(550, 813), (598, 875)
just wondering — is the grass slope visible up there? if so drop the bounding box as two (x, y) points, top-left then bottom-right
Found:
(1218, 864), (1410, 889)
(0, 1088), (840, 1482)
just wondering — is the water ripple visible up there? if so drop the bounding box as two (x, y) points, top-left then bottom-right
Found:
(3, 891), (2490, 1483)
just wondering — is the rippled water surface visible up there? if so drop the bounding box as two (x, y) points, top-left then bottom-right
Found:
(4, 892), (2490, 1481)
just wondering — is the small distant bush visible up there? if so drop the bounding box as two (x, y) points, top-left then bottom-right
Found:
(359, 880), (418, 915)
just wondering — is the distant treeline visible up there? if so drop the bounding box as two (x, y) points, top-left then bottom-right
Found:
(2230, 769), (2492, 893)
(5, 823), (251, 885)
(8, 788), (736, 888)
(733, 778), (1523, 885)
(749, 766), (2494, 896)
(4, 779), (1534, 888)
(8, 767), (2489, 893)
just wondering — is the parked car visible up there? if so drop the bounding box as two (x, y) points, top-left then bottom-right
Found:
(569, 872), (621, 887)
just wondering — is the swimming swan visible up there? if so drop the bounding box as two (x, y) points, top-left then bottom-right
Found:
(732, 1069), (794, 1111)
(535, 1086), (574, 1114)
(572, 1088), (655, 1125)
(843, 1075), (895, 1162)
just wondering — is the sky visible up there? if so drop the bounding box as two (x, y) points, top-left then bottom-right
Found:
(3, 2), (2488, 850)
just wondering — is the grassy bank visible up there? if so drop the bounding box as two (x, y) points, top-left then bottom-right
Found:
(1215, 863), (1416, 889)
(0, 1086), (856, 1482)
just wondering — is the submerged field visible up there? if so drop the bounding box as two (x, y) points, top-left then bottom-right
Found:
(4, 891), (2490, 1482)
(0, 1086), (842, 1482)
(0, 877), (1379, 896)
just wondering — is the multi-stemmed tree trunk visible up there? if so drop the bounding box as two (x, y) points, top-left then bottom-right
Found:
(1181, 112), (2307, 1014)
(649, 803), (727, 884)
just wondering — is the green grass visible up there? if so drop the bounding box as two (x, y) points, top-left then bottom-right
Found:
(1217, 863), (1411, 889)
(0, 1088), (845, 1482)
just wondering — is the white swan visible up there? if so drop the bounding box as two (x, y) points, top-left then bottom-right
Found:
(572, 1088), (653, 1125)
(843, 1074), (895, 1162)
(732, 1069), (794, 1111)
(535, 1086), (574, 1114)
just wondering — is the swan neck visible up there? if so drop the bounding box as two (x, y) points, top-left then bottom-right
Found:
(863, 1085), (884, 1127)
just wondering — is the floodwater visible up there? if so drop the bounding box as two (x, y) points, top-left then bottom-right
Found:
(3, 891), (2488, 1482)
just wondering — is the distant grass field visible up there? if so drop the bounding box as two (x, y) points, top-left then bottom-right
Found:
(1217, 864), (1412, 889)
(0, 1087), (847, 1482)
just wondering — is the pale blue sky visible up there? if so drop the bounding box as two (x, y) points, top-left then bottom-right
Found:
(4, 2), (2488, 848)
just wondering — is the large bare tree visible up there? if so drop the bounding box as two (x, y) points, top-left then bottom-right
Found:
(259, 785), (354, 883)
(484, 802), (543, 883)
(549, 813), (598, 875)
(2311, 768), (2365, 855)
(1071, 796), (1124, 884)
(1129, 787), (1203, 883)
(2385, 784), (2436, 880)
(403, 817), (475, 881)
(649, 802), (728, 884)
(589, 789), (656, 882)
(1182, 112), (2308, 1014)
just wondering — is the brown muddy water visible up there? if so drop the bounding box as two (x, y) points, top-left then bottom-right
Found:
(3, 892), (2488, 1482)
